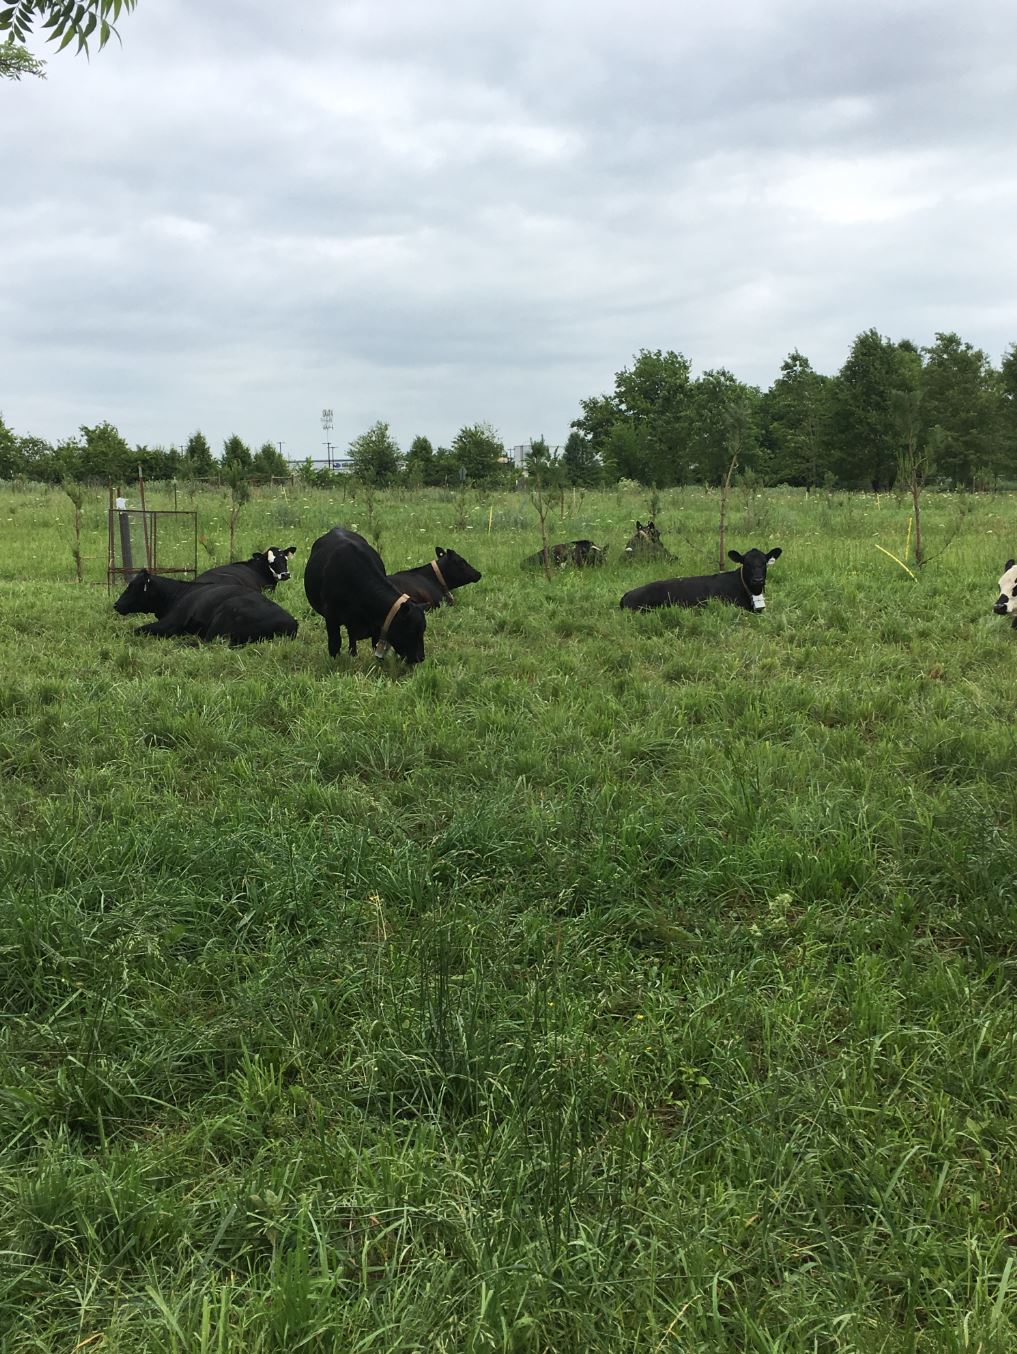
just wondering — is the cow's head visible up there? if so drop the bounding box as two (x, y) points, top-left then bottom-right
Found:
(374, 597), (427, 665)
(994, 559), (1017, 616)
(729, 547), (782, 611)
(435, 545), (482, 587)
(626, 521), (666, 555)
(113, 569), (155, 614)
(256, 545), (297, 583)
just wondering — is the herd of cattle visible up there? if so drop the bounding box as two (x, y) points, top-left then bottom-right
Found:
(111, 519), (1017, 663)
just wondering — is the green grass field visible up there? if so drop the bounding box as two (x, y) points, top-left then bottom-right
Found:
(2, 480), (1017, 1352)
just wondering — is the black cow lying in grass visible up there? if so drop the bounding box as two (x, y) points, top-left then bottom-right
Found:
(620, 547), (782, 613)
(195, 545), (296, 591)
(387, 546), (482, 609)
(114, 570), (298, 644)
(304, 527), (426, 664)
(994, 559), (1017, 628)
(623, 521), (672, 561)
(524, 540), (607, 569)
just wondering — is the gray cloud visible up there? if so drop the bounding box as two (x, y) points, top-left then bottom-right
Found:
(3, 0), (1017, 457)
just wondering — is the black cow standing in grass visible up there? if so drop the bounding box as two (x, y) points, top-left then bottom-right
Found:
(304, 528), (426, 664)
(195, 545), (296, 592)
(387, 545), (482, 609)
(114, 570), (298, 644)
(620, 547), (782, 613)
(623, 521), (672, 561)
(523, 540), (608, 569)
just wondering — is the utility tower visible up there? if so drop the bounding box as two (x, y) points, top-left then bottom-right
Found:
(321, 408), (334, 470)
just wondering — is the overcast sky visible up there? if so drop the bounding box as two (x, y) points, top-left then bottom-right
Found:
(3, 0), (1017, 459)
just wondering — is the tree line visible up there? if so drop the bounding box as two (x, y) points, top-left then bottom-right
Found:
(569, 330), (1017, 491)
(3, 329), (1017, 491)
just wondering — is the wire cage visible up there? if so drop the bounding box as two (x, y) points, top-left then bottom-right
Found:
(107, 487), (197, 592)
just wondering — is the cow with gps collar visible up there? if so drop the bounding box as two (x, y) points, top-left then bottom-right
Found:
(620, 547), (782, 614)
(387, 545), (482, 609)
(304, 528), (426, 664)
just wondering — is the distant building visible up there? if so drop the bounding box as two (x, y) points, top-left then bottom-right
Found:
(294, 450), (355, 474)
(506, 444), (562, 469)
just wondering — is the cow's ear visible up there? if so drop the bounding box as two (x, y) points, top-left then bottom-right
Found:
(285, 545), (296, 556)
(636, 521), (644, 531)
(435, 545), (446, 557)
(728, 550), (744, 564)
(252, 551), (265, 561)
(766, 548), (782, 564)
(1007, 559), (1016, 571)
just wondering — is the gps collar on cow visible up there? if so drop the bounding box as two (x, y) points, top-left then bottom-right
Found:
(374, 593), (412, 658)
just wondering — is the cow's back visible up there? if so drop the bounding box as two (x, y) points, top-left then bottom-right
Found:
(304, 529), (386, 617)
(195, 561), (264, 591)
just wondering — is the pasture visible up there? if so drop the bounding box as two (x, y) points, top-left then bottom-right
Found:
(2, 480), (1017, 1352)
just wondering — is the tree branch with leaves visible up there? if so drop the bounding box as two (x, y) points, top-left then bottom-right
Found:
(1, 0), (137, 76)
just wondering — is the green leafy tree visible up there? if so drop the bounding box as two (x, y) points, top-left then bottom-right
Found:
(222, 434), (252, 478)
(919, 332), (997, 485)
(403, 434), (435, 485)
(16, 433), (54, 480)
(560, 429), (602, 486)
(252, 441), (290, 479)
(450, 422), (505, 484)
(1, 0), (137, 59)
(0, 414), (24, 477)
(612, 349), (694, 484)
(349, 420), (400, 486)
(77, 420), (133, 481)
(135, 444), (180, 480)
(571, 350), (693, 485)
(44, 435), (83, 484)
(182, 430), (215, 478)
(0, 41), (45, 77)
(685, 370), (762, 484)
(524, 435), (564, 488)
(761, 351), (832, 486)
(997, 343), (1017, 483)
(570, 394), (620, 467)
(601, 420), (651, 483)
(430, 445), (458, 484)
(827, 329), (919, 488)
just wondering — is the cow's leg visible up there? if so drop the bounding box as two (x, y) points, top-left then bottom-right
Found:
(135, 619), (175, 637)
(324, 613), (344, 659)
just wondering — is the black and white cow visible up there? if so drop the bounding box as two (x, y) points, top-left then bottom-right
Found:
(195, 545), (296, 592)
(523, 540), (608, 569)
(620, 547), (782, 613)
(623, 521), (672, 561)
(387, 546), (482, 609)
(114, 570), (298, 644)
(304, 528), (426, 664)
(993, 559), (1017, 627)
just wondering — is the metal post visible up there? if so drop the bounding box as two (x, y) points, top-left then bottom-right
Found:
(137, 467), (152, 570)
(117, 492), (134, 578)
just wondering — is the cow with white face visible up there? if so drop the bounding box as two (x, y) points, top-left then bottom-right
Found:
(194, 545), (296, 593)
(994, 559), (1017, 627)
